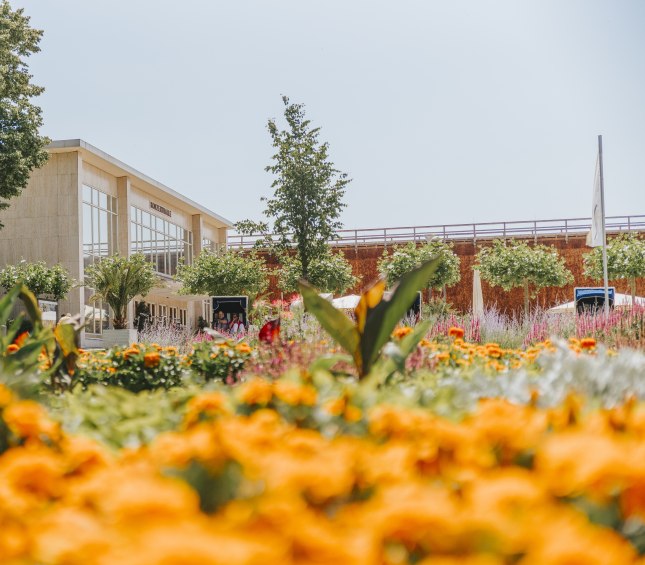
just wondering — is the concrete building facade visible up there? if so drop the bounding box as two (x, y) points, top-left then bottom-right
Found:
(0, 139), (232, 347)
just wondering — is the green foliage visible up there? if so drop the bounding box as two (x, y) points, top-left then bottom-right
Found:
(52, 385), (193, 449)
(0, 284), (81, 391)
(189, 339), (252, 383)
(84, 254), (157, 329)
(477, 239), (573, 312)
(583, 233), (645, 299)
(0, 259), (73, 300)
(0, 1), (49, 224)
(74, 344), (185, 393)
(378, 240), (461, 291)
(259, 96), (350, 279)
(176, 249), (269, 301)
(278, 247), (357, 294)
(300, 258), (440, 378)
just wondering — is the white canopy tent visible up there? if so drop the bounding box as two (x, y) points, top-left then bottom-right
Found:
(548, 293), (645, 314)
(332, 294), (361, 310)
(289, 293), (333, 311)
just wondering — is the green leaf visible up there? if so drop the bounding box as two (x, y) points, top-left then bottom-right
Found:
(308, 354), (353, 374)
(360, 257), (440, 374)
(18, 285), (42, 328)
(0, 285), (22, 327)
(364, 320), (431, 388)
(54, 323), (78, 358)
(299, 280), (360, 359)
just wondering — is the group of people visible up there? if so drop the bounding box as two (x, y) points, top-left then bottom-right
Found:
(214, 311), (245, 336)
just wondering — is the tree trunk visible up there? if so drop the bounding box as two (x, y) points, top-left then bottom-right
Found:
(631, 277), (637, 307)
(523, 279), (530, 317)
(301, 253), (309, 282)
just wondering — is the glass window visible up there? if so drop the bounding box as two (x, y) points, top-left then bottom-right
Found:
(83, 185), (118, 335)
(130, 205), (193, 276)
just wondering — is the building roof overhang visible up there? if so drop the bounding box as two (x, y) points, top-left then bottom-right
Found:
(47, 139), (233, 229)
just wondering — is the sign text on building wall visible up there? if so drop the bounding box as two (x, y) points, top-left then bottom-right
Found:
(150, 202), (172, 217)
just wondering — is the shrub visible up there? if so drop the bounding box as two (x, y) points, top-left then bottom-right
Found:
(477, 239), (573, 314)
(74, 344), (185, 392)
(0, 259), (73, 300)
(189, 340), (252, 384)
(378, 240), (460, 291)
(277, 247), (357, 294)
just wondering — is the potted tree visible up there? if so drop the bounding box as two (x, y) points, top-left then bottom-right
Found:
(85, 253), (157, 346)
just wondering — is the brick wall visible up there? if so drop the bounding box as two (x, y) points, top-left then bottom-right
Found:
(261, 233), (645, 314)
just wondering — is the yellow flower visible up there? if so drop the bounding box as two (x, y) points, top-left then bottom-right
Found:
(273, 381), (317, 406)
(238, 378), (273, 405)
(123, 347), (140, 360)
(143, 351), (160, 368)
(580, 337), (596, 350)
(235, 342), (252, 354)
(392, 326), (413, 339)
(2, 400), (61, 441)
(448, 326), (465, 339)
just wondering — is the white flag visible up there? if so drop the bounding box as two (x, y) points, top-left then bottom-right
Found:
(586, 154), (604, 247)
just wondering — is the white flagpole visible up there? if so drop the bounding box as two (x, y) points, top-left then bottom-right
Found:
(598, 135), (610, 317)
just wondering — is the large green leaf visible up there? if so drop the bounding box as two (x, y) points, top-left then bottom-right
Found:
(360, 257), (440, 374)
(0, 285), (22, 327)
(299, 280), (360, 359)
(363, 320), (431, 388)
(18, 285), (42, 328)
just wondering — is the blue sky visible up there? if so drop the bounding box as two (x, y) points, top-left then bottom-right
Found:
(14, 0), (645, 229)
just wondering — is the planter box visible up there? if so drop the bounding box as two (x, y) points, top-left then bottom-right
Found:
(101, 328), (138, 348)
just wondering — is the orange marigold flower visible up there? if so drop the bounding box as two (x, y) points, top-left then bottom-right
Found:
(3, 400), (60, 440)
(6, 343), (19, 354)
(123, 347), (140, 360)
(13, 331), (30, 347)
(144, 351), (160, 368)
(238, 378), (273, 405)
(274, 380), (317, 406)
(448, 326), (465, 339)
(235, 342), (252, 354)
(392, 326), (413, 339)
(344, 405), (362, 423)
(0, 384), (13, 407)
(580, 337), (596, 350)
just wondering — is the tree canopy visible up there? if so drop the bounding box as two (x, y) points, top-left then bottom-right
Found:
(84, 254), (157, 329)
(0, 260), (72, 300)
(0, 1), (49, 224)
(378, 240), (461, 291)
(476, 239), (573, 313)
(584, 233), (645, 303)
(237, 96), (350, 280)
(176, 250), (269, 301)
(277, 248), (357, 295)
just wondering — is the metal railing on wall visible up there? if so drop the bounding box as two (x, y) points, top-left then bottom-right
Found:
(226, 214), (645, 250)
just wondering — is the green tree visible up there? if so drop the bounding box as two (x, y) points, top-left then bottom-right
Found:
(583, 232), (645, 305)
(84, 254), (157, 329)
(0, 259), (73, 300)
(175, 249), (269, 301)
(476, 239), (573, 314)
(0, 1), (49, 224)
(241, 96), (350, 280)
(378, 240), (461, 291)
(277, 248), (357, 295)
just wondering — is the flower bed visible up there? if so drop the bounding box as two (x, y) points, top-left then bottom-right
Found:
(3, 359), (645, 564)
